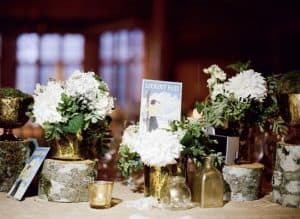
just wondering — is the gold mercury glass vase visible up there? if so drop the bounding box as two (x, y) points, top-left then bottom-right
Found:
(144, 165), (172, 201)
(49, 134), (84, 160)
(193, 156), (224, 208)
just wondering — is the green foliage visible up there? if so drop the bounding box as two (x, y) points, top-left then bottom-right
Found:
(62, 114), (84, 134)
(170, 120), (224, 168)
(41, 91), (112, 158)
(58, 93), (80, 118)
(83, 116), (112, 157)
(227, 60), (251, 72)
(43, 122), (64, 141)
(196, 67), (288, 137)
(117, 145), (143, 178)
(277, 71), (300, 94)
(0, 87), (31, 98)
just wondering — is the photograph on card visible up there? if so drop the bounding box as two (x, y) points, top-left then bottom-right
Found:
(8, 146), (50, 201)
(139, 79), (182, 133)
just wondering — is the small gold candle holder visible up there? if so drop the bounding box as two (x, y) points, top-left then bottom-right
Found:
(88, 180), (114, 209)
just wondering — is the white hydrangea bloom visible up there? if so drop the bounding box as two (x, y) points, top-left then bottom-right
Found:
(88, 93), (114, 121)
(32, 81), (64, 126)
(224, 69), (267, 102)
(120, 125), (140, 153)
(65, 70), (101, 100)
(66, 70), (114, 121)
(135, 129), (183, 167)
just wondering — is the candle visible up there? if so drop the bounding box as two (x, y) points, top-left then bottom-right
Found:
(88, 181), (114, 209)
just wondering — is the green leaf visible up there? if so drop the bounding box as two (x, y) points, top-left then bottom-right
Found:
(226, 60), (251, 72)
(62, 114), (84, 134)
(117, 145), (143, 178)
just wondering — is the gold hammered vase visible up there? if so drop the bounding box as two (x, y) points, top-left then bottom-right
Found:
(49, 134), (84, 160)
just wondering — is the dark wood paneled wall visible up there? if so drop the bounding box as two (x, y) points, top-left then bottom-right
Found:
(1, 0), (300, 114)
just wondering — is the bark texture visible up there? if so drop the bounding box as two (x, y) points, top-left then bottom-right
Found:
(272, 142), (300, 208)
(223, 163), (264, 201)
(38, 159), (98, 202)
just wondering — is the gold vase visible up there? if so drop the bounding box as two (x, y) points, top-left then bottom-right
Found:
(193, 156), (224, 208)
(278, 93), (300, 144)
(279, 93), (300, 126)
(144, 165), (172, 201)
(49, 134), (85, 160)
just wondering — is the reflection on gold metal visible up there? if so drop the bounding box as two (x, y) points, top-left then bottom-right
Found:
(49, 134), (84, 160)
(191, 165), (202, 203)
(144, 166), (172, 201)
(0, 96), (33, 141)
(0, 96), (33, 129)
(88, 181), (114, 209)
(288, 94), (300, 126)
(194, 156), (224, 208)
(279, 93), (300, 126)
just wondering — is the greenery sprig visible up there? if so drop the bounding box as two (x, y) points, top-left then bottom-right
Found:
(170, 120), (224, 168)
(117, 145), (143, 178)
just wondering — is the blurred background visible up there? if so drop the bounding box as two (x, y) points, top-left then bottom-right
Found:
(0, 0), (300, 180)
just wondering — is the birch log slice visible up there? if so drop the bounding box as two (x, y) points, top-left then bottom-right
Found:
(38, 159), (98, 203)
(223, 163), (264, 201)
(272, 142), (300, 208)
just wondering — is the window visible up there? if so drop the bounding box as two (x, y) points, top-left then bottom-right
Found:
(16, 33), (84, 93)
(99, 29), (144, 113)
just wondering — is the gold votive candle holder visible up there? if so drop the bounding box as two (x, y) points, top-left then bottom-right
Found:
(88, 180), (114, 209)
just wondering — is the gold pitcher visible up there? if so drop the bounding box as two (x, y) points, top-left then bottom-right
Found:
(49, 134), (85, 160)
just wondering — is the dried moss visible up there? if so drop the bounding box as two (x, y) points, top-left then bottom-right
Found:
(0, 88), (31, 98)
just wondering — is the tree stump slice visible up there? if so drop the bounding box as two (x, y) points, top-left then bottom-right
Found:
(223, 163), (264, 201)
(0, 140), (32, 191)
(38, 159), (98, 203)
(272, 142), (300, 208)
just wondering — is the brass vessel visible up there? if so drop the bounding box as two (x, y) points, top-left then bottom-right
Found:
(49, 134), (84, 160)
(144, 165), (172, 201)
(193, 156), (224, 208)
(0, 96), (33, 141)
(278, 93), (300, 126)
(278, 93), (300, 144)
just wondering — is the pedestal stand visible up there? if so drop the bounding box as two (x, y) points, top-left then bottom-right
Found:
(38, 159), (98, 203)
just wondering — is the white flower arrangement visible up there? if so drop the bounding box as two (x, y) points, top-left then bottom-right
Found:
(120, 125), (184, 167)
(30, 70), (114, 142)
(135, 129), (184, 167)
(224, 69), (267, 102)
(196, 63), (287, 137)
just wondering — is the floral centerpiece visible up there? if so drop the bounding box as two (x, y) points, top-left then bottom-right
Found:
(117, 120), (224, 200)
(196, 62), (287, 161)
(29, 70), (115, 160)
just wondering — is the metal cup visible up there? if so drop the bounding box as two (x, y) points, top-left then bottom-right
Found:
(88, 180), (114, 209)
